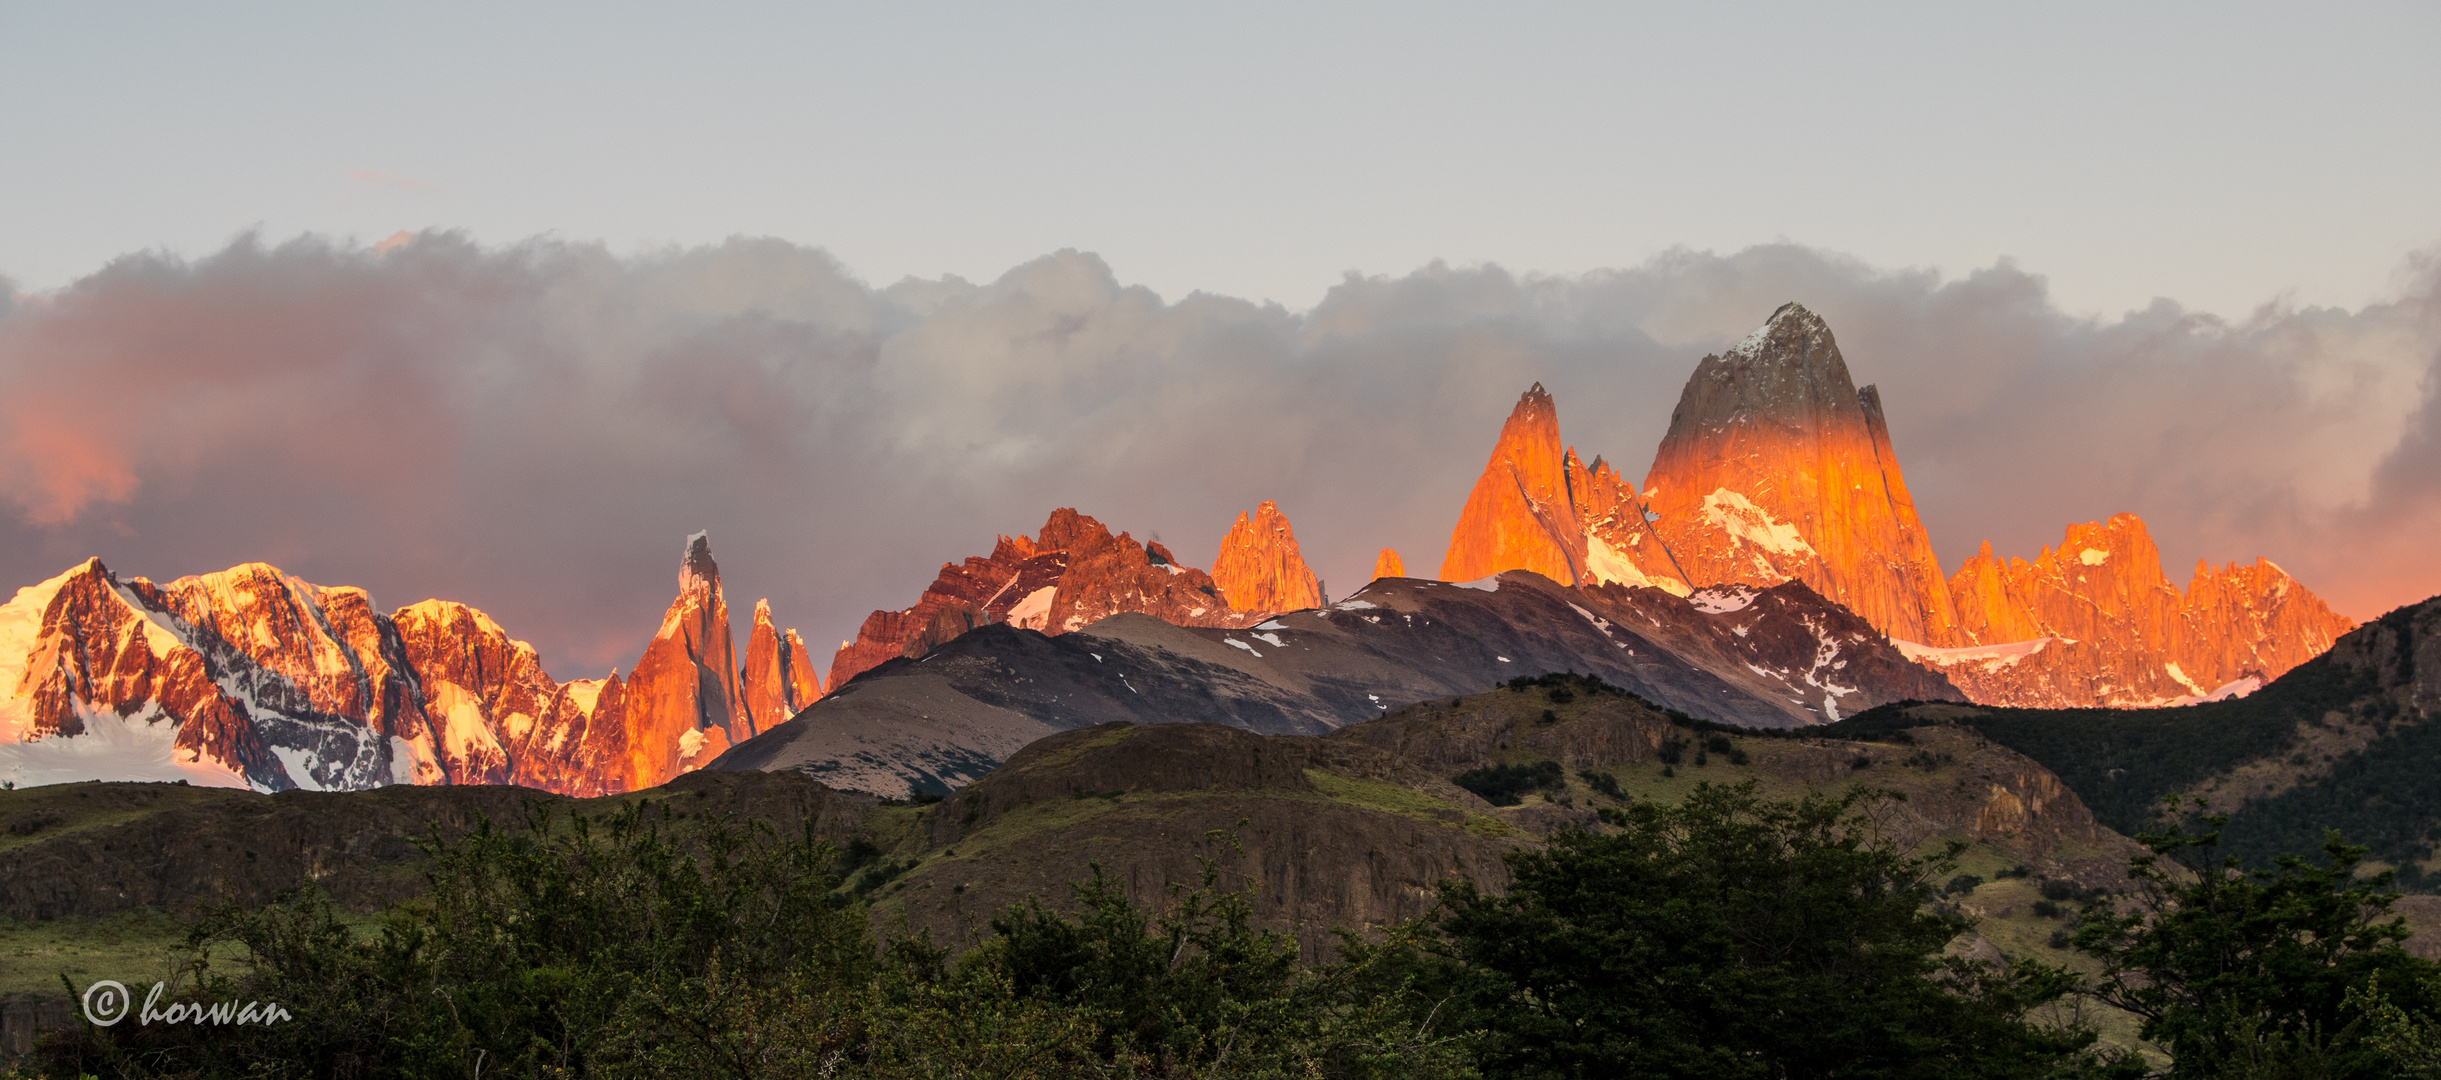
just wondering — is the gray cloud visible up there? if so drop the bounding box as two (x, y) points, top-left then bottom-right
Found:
(0, 234), (2433, 679)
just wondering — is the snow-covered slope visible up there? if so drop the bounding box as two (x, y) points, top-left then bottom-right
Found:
(0, 536), (784, 794)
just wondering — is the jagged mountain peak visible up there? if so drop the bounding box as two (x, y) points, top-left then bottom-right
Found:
(827, 506), (1261, 692)
(1725, 301), (1831, 359)
(680, 530), (720, 593)
(1673, 302), (1861, 433)
(1373, 549), (1405, 580)
(1212, 500), (1321, 612)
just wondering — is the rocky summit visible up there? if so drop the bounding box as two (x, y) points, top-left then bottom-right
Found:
(1436, 303), (2352, 709)
(1928, 514), (2351, 707)
(1210, 500), (1323, 612)
(1373, 548), (1405, 580)
(825, 507), (1268, 691)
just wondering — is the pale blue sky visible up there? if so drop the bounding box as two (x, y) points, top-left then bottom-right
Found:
(3, 2), (2435, 318)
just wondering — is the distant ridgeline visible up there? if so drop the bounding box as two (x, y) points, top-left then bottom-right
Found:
(1829, 593), (2441, 888)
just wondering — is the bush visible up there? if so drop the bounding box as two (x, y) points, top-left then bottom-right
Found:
(1944, 874), (1985, 897)
(2072, 802), (2441, 1077)
(1452, 760), (1565, 807)
(1580, 769), (1625, 801)
(1657, 737), (1688, 766)
(1436, 782), (2120, 1078)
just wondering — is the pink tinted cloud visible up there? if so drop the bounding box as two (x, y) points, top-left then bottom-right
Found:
(0, 233), (2433, 681)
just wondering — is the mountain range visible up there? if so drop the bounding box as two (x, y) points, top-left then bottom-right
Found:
(1438, 303), (2352, 709)
(0, 534), (804, 794)
(0, 302), (2360, 798)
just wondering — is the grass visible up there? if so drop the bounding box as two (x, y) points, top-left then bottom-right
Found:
(0, 782), (236, 856)
(1299, 769), (1512, 837)
(1012, 724), (1141, 773)
(0, 908), (196, 1000)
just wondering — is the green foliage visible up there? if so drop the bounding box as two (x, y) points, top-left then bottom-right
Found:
(30, 811), (1471, 1079)
(2071, 801), (2441, 1078)
(40, 797), (872, 1078)
(1578, 769), (1624, 801)
(2217, 710), (2441, 891)
(912, 835), (1476, 1078)
(1434, 781), (2125, 1079)
(1451, 760), (1563, 807)
(1826, 648), (2441, 883)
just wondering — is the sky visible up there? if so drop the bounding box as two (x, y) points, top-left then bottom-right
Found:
(1, 3), (2436, 678)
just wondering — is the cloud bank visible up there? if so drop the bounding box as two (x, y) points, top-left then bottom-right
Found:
(1, 234), (2434, 678)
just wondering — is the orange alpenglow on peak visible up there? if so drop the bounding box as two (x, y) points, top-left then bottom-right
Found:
(1432, 302), (2356, 709)
(1373, 548), (1405, 580)
(1439, 384), (1686, 594)
(1211, 500), (1322, 612)
(827, 508), (1259, 691)
(619, 531), (751, 789)
(1637, 303), (1960, 644)
(1925, 513), (2353, 707)
(741, 598), (823, 732)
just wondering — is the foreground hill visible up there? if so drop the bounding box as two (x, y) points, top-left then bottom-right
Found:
(8, 674), (2110, 977)
(708, 570), (1961, 797)
(1832, 590), (2441, 886)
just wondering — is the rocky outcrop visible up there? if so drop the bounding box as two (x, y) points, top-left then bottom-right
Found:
(1373, 549), (1405, 580)
(1441, 384), (1593, 586)
(619, 532), (751, 788)
(1211, 500), (1321, 612)
(1439, 386), (1686, 594)
(0, 534), (782, 796)
(1928, 514), (2354, 706)
(1635, 304), (1961, 645)
(741, 599), (823, 733)
(826, 508), (1263, 691)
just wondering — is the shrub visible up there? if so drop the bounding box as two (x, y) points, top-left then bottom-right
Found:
(1453, 760), (1565, 807)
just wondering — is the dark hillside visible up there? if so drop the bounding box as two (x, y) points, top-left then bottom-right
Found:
(1830, 593), (2441, 885)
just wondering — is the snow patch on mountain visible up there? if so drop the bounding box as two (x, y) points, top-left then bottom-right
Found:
(1690, 586), (1760, 614)
(1701, 490), (1815, 560)
(1892, 637), (2052, 673)
(0, 703), (250, 789)
(1005, 586), (1058, 631)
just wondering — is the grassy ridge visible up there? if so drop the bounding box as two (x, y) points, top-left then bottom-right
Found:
(1825, 624), (2441, 884)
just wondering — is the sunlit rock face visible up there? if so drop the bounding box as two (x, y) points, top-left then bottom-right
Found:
(741, 599), (824, 733)
(620, 532), (751, 788)
(1435, 302), (2353, 709)
(1930, 515), (2353, 707)
(1373, 549), (1405, 580)
(1440, 384), (1588, 587)
(1636, 303), (1960, 646)
(1211, 500), (1322, 612)
(826, 507), (1264, 692)
(1438, 385), (1679, 596)
(0, 534), (776, 795)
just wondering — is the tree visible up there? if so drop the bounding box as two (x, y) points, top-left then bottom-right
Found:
(2073, 801), (2441, 1078)
(1436, 781), (2119, 1079)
